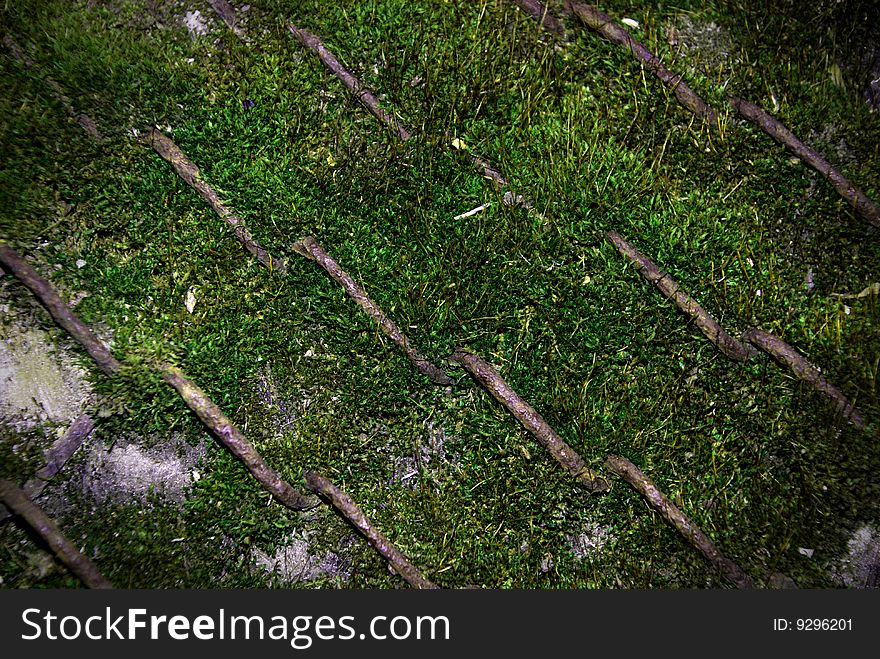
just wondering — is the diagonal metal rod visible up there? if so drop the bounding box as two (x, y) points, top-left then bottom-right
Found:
(292, 236), (454, 385)
(304, 471), (438, 589)
(2, 243), (438, 586)
(604, 456), (754, 589)
(452, 348), (610, 492)
(0, 479), (114, 589)
(514, 0), (880, 227)
(607, 231), (866, 428)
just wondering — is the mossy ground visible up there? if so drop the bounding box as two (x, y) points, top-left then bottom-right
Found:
(1, 0), (878, 589)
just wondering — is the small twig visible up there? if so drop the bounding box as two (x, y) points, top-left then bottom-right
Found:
(33, 413), (95, 482)
(729, 97), (880, 228)
(289, 24), (412, 141)
(831, 282), (880, 300)
(160, 364), (319, 511)
(0, 479), (113, 588)
(303, 471), (438, 589)
(1, 243), (317, 511)
(34, 412), (95, 483)
(453, 203), (491, 220)
(562, 1), (718, 122)
(451, 348), (610, 492)
(742, 329), (865, 429)
(138, 127), (287, 274)
(0, 413), (95, 523)
(604, 455), (754, 589)
(291, 25), (542, 217)
(291, 236), (454, 385)
(519, 2), (880, 229)
(470, 153), (508, 188)
(607, 231), (756, 361)
(451, 141), (550, 219)
(0, 244), (122, 374)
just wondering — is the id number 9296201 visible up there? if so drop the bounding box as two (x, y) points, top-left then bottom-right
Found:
(772, 618), (853, 631)
(797, 619), (852, 631)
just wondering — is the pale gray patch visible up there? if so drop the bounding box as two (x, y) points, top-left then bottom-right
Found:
(77, 433), (207, 507)
(389, 420), (459, 489)
(769, 572), (799, 589)
(833, 524), (880, 588)
(665, 16), (733, 80)
(254, 365), (299, 437)
(566, 522), (617, 559)
(0, 325), (91, 433)
(183, 9), (209, 37)
(805, 266), (815, 291)
(253, 532), (352, 584)
(23, 548), (57, 580)
(807, 123), (858, 166)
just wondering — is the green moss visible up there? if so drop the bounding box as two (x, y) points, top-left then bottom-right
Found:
(0, 0), (877, 589)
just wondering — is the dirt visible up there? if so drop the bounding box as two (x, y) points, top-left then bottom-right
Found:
(0, 292), (205, 516)
(252, 530), (353, 585)
(665, 15), (733, 82)
(183, 8), (210, 38)
(566, 521), (617, 559)
(0, 324), (92, 434)
(388, 419), (459, 490)
(76, 432), (207, 506)
(833, 524), (880, 588)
